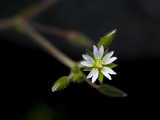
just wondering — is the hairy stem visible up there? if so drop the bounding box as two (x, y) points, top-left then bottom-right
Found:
(21, 20), (76, 68)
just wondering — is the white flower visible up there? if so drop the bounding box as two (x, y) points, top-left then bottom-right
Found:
(80, 45), (117, 83)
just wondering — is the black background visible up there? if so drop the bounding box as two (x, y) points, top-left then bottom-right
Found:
(1, 0), (160, 119)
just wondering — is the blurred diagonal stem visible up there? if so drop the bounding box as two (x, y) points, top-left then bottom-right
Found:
(0, 17), (17, 30)
(27, 0), (59, 20)
(22, 20), (76, 68)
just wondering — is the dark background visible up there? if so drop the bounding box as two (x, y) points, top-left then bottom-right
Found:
(1, 0), (160, 119)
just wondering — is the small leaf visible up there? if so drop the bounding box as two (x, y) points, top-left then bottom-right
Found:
(98, 84), (127, 97)
(97, 29), (116, 48)
(86, 49), (94, 59)
(104, 63), (117, 68)
(52, 76), (70, 92)
(102, 49), (108, 58)
(83, 67), (93, 71)
(98, 71), (104, 83)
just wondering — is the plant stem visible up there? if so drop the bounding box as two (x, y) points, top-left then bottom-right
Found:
(27, 0), (59, 20)
(31, 22), (68, 38)
(21, 20), (76, 68)
(83, 76), (99, 89)
(0, 17), (17, 30)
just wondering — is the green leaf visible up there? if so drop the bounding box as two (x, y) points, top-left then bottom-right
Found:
(52, 76), (70, 92)
(97, 29), (116, 48)
(86, 49), (94, 59)
(98, 84), (127, 97)
(104, 63), (117, 68)
(98, 71), (104, 83)
(102, 49), (108, 58)
(83, 67), (93, 71)
(72, 72), (84, 83)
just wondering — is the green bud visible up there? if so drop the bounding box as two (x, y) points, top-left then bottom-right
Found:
(97, 29), (116, 48)
(52, 76), (70, 92)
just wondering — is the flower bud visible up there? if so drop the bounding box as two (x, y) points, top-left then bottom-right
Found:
(52, 76), (70, 92)
(97, 29), (116, 48)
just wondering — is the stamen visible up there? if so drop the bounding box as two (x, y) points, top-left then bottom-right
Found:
(93, 59), (104, 69)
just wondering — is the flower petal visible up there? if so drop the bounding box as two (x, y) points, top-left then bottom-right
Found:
(87, 68), (95, 78)
(105, 57), (117, 64)
(82, 54), (94, 63)
(80, 61), (93, 67)
(99, 45), (104, 59)
(93, 45), (99, 59)
(92, 69), (99, 83)
(103, 67), (116, 75)
(102, 51), (114, 62)
(101, 68), (112, 80)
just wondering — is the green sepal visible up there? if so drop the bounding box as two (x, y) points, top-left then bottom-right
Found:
(98, 84), (127, 97)
(98, 71), (104, 83)
(83, 67), (93, 71)
(104, 63), (117, 68)
(52, 76), (70, 92)
(70, 64), (85, 83)
(97, 29), (116, 48)
(86, 49), (94, 59)
(102, 49), (109, 59)
(71, 65), (79, 74)
(72, 72), (84, 83)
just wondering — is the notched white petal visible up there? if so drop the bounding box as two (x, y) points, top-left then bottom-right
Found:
(92, 69), (99, 83)
(103, 67), (117, 75)
(102, 51), (114, 62)
(82, 54), (94, 63)
(87, 69), (94, 78)
(99, 45), (104, 59)
(101, 69), (112, 80)
(105, 57), (117, 64)
(93, 45), (99, 59)
(80, 61), (93, 67)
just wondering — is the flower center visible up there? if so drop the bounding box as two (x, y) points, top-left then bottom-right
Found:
(93, 59), (104, 69)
